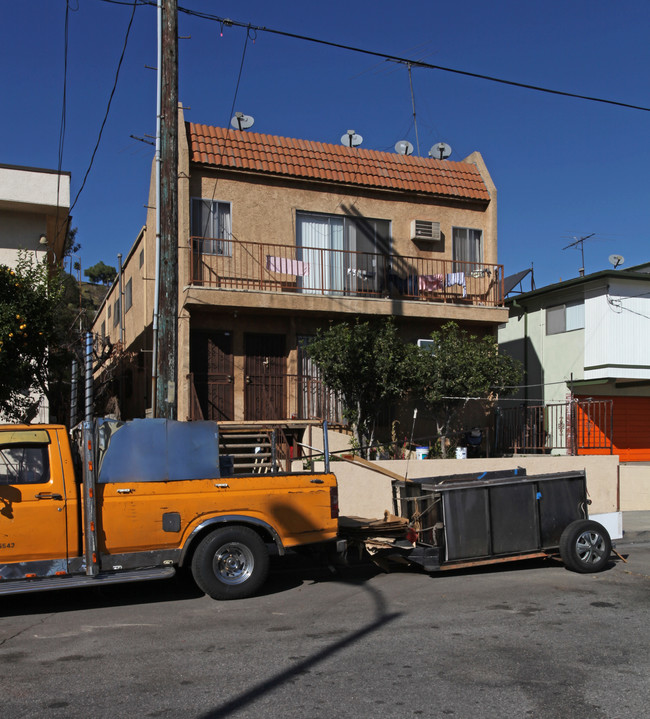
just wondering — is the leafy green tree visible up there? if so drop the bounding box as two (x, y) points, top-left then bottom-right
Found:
(0, 253), (68, 422)
(84, 260), (116, 285)
(306, 318), (418, 452)
(413, 321), (522, 456)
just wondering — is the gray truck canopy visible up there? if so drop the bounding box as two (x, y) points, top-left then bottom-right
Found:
(97, 419), (221, 483)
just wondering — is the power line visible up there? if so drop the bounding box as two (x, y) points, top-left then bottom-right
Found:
(70, 0), (139, 211)
(95, 1), (650, 114)
(176, 8), (650, 113)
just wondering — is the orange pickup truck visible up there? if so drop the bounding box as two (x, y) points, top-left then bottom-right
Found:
(0, 419), (341, 600)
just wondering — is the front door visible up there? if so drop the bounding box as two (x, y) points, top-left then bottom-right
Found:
(0, 429), (69, 575)
(190, 330), (234, 421)
(245, 334), (286, 420)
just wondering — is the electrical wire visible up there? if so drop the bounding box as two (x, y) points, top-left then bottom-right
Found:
(179, 7), (650, 113)
(226, 27), (253, 129)
(96, 1), (650, 113)
(70, 0), (139, 211)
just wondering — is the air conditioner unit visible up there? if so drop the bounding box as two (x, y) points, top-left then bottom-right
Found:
(411, 219), (441, 241)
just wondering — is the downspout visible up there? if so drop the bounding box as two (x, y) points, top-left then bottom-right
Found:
(150, 0), (162, 417)
(118, 253), (124, 345)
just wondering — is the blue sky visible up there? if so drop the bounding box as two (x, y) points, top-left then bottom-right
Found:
(3, 0), (650, 288)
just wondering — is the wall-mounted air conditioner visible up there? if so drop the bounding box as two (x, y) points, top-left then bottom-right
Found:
(411, 219), (441, 241)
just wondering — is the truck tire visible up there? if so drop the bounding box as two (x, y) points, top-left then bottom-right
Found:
(191, 526), (270, 600)
(559, 519), (611, 573)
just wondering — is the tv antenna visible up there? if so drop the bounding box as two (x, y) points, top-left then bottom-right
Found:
(341, 129), (363, 148)
(394, 140), (414, 156)
(608, 254), (624, 269)
(562, 233), (595, 276)
(231, 112), (254, 130)
(429, 142), (452, 160)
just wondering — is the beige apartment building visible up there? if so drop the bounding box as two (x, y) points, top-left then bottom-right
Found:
(92, 108), (508, 425)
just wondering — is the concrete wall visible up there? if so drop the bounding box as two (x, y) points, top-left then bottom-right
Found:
(333, 454), (621, 520)
(311, 427), (627, 518)
(619, 464), (650, 511)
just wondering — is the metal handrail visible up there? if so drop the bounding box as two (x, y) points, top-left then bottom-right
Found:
(189, 237), (504, 307)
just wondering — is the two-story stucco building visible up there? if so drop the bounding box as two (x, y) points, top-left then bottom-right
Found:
(498, 263), (650, 461)
(93, 108), (508, 428)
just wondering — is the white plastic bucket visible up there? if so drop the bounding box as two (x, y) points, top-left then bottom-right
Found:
(415, 446), (428, 460)
(455, 446), (467, 460)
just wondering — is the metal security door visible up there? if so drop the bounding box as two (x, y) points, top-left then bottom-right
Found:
(245, 334), (286, 420)
(190, 330), (234, 421)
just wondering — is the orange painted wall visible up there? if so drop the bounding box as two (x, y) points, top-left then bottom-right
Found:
(576, 395), (650, 462)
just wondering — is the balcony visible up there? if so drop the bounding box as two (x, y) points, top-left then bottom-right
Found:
(190, 238), (504, 307)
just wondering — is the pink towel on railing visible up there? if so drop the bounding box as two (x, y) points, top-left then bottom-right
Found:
(266, 256), (310, 276)
(419, 274), (444, 291)
(446, 272), (467, 297)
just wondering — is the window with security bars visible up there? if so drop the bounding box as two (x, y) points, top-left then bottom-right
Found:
(191, 198), (232, 256)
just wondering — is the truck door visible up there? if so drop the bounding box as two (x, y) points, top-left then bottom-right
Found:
(0, 429), (69, 574)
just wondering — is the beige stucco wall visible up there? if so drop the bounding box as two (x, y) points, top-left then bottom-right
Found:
(309, 427), (621, 518)
(333, 454), (620, 519)
(619, 464), (650, 510)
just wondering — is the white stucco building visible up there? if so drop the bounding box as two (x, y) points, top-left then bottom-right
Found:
(0, 163), (71, 422)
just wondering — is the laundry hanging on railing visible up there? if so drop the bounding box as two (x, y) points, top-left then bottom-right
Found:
(446, 272), (467, 297)
(266, 256), (311, 276)
(418, 274), (444, 292)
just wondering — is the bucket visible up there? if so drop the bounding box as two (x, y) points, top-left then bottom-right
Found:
(415, 446), (428, 460)
(455, 446), (467, 460)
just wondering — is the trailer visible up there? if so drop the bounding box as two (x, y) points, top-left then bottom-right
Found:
(356, 468), (613, 574)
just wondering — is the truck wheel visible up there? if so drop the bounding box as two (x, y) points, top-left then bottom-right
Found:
(191, 526), (270, 600)
(559, 519), (611, 573)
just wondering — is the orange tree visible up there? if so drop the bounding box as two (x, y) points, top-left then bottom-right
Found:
(0, 253), (67, 422)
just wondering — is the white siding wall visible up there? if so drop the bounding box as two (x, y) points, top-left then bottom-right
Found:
(584, 279), (650, 380)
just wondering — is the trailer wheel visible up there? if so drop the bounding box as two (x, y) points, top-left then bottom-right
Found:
(191, 526), (269, 600)
(559, 519), (611, 573)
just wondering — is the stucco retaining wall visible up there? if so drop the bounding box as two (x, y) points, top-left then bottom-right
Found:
(312, 428), (650, 517)
(333, 455), (620, 519)
(619, 464), (650, 511)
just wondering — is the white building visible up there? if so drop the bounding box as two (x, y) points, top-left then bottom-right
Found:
(0, 163), (71, 422)
(498, 263), (650, 461)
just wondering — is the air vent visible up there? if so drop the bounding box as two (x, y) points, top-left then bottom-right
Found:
(411, 220), (441, 241)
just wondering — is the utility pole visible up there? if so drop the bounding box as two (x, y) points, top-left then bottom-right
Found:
(156, 0), (178, 418)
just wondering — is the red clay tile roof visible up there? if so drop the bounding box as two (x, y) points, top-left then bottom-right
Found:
(187, 123), (490, 202)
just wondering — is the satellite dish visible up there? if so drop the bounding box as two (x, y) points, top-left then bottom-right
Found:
(341, 129), (363, 148)
(608, 254), (625, 269)
(429, 142), (452, 160)
(231, 112), (254, 130)
(394, 140), (414, 156)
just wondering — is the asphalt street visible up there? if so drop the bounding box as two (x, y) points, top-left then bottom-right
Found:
(1, 537), (648, 719)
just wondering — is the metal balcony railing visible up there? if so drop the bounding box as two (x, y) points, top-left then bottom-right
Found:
(190, 238), (504, 307)
(188, 372), (345, 426)
(495, 400), (614, 455)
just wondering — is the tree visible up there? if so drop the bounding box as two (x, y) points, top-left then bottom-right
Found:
(0, 253), (68, 422)
(84, 260), (116, 285)
(306, 318), (418, 452)
(413, 321), (522, 456)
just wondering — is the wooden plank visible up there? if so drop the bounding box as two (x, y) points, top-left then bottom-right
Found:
(340, 454), (408, 482)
